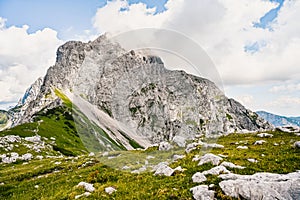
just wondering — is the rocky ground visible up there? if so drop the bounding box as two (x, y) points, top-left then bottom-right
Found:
(0, 128), (299, 199)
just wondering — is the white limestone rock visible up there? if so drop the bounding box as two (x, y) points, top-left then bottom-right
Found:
(219, 171), (300, 200)
(77, 182), (95, 192)
(154, 163), (174, 176)
(202, 142), (224, 149)
(257, 133), (273, 138)
(22, 153), (33, 161)
(158, 141), (172, 151)
(254, 140), (266, 145)
(190, 185), (215, 200)
(293, 141), (300, 149)
(173, 154), (185, 161)
(173, 166), (184, 172)
(131, 166), (147, 174)
(247, 158), (258, 163)
(185, 142), (199, 153)
(202, 166), (231, 176)
(198, 153), (223, 166)
(172, 135), (186, 147)
(105, 187), (117, 194)
(88, 152), (95, 157)
(75, 192), (91, 199)
(192, 172), (207, 183)
(220, 161), (245, 169)
(236, 145), (248, 149)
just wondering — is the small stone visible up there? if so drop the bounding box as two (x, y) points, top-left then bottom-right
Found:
(146, 155), (155, 159)
(190, 185), (215, 200)
(173, 154), (185, 161)
(202, 166), (231, 175)
(185, 142), (199, 153)
(154, 163), (174, 176)
(192, 172), (207, 183)
(221, 161), (245, 169)
(254, 140), (266, 145)
(247, 158), (258, 163)
(174, 166), (184, 172)
(22, 153), (33, 161)
(102, 152), (109, 156)
(293, 141), (300, 149)
(198, 153), (223, 166)
(88, 152), (95, 157)
(36, 155), (44, 160)
(237, 146), (248, 149)
(158, 141), (172, 151)
(257, 133), (273, 138)
(77, 182), (95, 192)
(122, 165), (130, 170)
(105, 187), (117, 194)
(172, 135), (186, 147)
(75, 192), (91, 199)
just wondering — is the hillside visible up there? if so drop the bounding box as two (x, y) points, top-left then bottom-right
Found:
(0, 127), (299, 199)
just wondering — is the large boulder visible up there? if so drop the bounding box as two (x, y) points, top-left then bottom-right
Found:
(198, 153), (223, 166)
(219, 172), (300, 200)
(190, 185), (215, 200)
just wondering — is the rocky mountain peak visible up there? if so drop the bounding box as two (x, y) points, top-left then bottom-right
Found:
(8, 33), (273, 147)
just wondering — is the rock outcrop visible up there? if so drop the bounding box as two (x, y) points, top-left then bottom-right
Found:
(219, 172), (300, 200)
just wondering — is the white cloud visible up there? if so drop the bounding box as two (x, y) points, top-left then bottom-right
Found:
(235, 94), (254, 107)
(92, 0), (178, 34)
(267, 96), (300, 110)
(92, 0), (299, 85)
(0, 17), (62, 106)
(269, 82), (300, 93)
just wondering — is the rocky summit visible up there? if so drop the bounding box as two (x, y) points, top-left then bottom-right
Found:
(8, 34), (272, 149)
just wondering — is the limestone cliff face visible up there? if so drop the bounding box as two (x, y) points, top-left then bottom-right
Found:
(9, 34), (273, 144)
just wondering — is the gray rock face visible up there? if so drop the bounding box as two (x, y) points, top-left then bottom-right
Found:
(219, 172), (300, 200)
(9, 34), (273, 146)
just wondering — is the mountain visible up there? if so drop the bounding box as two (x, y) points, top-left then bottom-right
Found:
(6, 34), (273, 150)
(257, 111), (300, 127)
(0, 110), (11, 131)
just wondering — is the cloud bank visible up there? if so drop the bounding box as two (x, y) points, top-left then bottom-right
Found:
(92, 0), (299, 85)
(0, 17), (62, 109)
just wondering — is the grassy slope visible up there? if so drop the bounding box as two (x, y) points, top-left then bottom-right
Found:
(55, 89), (126, 152)
(0, 130), (299, 200)
(0, 105), (87, 156)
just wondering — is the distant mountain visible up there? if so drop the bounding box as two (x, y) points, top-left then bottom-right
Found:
(257, 111), (300, 127)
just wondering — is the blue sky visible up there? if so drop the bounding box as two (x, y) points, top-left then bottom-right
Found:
(0, 0), (299, 116)
(0, 0), (168, 39)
